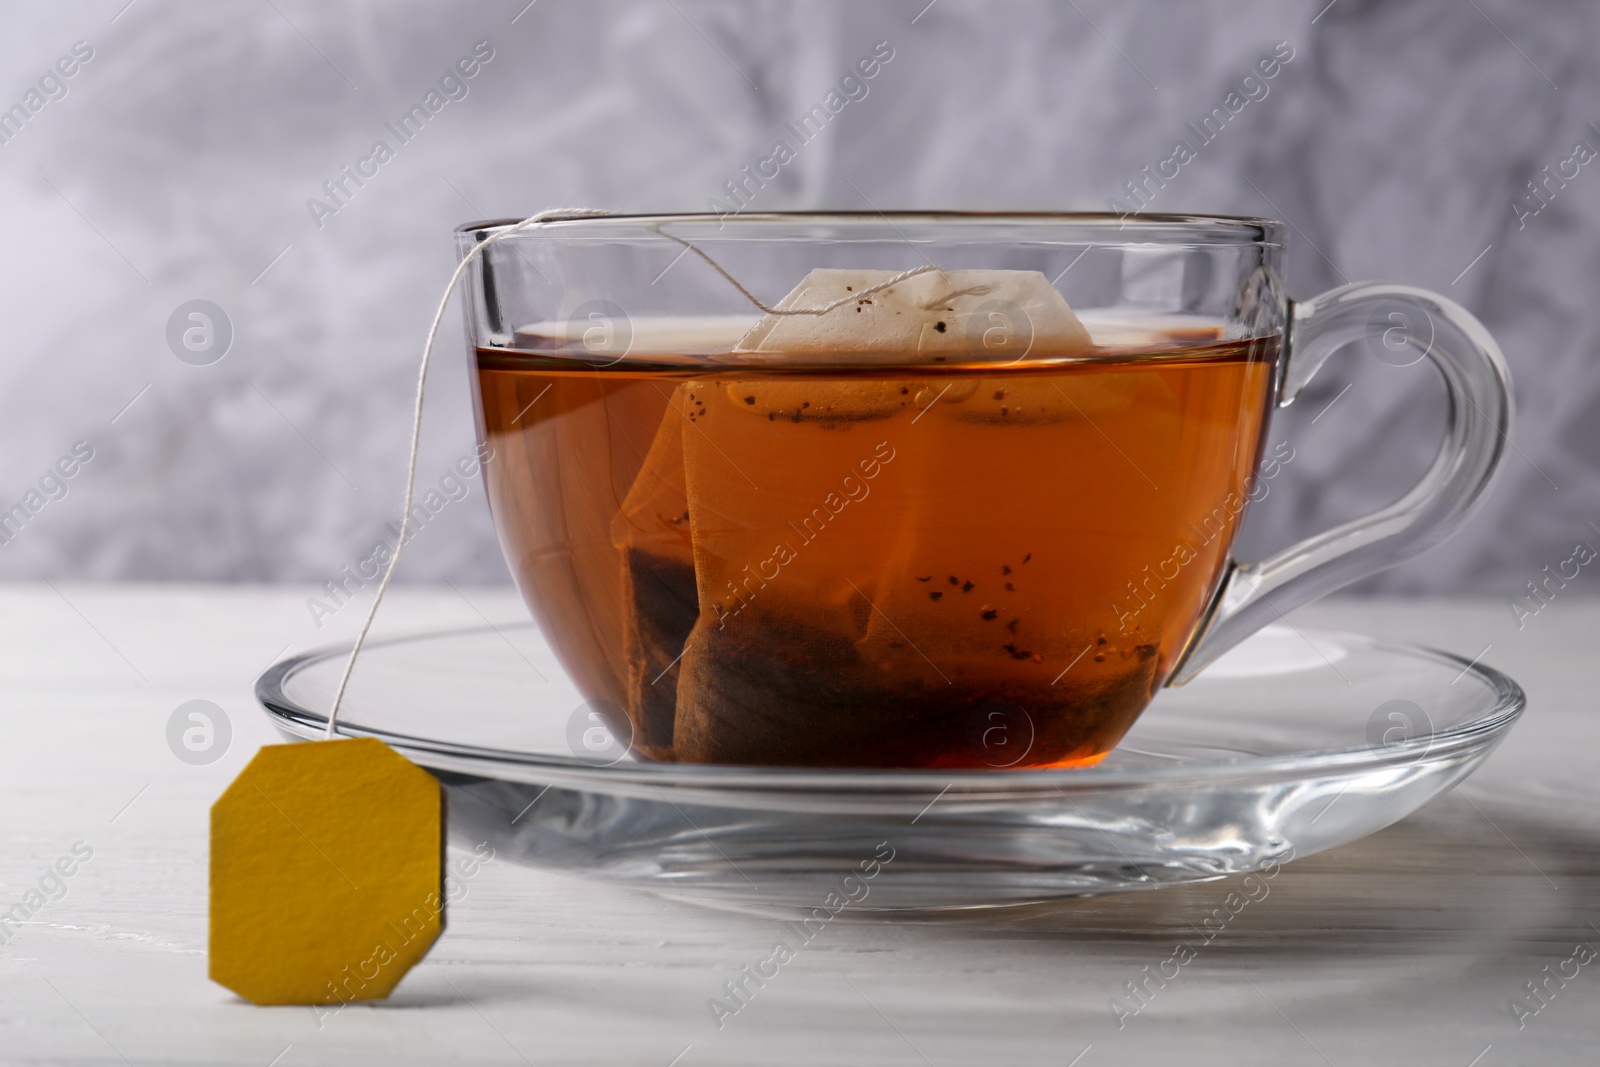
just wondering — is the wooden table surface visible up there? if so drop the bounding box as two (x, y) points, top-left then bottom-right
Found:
(1, 584), (1595, 1065)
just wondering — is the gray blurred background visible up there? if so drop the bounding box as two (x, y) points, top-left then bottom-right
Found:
(0, 0), (1592, 602)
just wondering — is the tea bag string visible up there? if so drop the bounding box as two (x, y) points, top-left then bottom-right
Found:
(648, 223), (939, 315)
(324, 207), (613, 738)
(325, 210), (940, 738)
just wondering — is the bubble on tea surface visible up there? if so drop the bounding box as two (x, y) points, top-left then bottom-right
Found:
(167, 300), (233, 366)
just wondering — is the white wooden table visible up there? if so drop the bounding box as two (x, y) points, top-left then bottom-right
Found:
(1, 584), (1595, 1065)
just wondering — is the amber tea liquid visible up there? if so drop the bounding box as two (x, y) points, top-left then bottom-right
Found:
(475, 325), (1275, 769)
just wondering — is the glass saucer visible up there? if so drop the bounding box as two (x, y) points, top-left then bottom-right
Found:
(256, 623), (1523, 912)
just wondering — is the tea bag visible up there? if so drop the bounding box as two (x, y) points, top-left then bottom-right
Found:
(609, 402), (696, 757)
(735, 267), (1133, 421)
(645, 268), (1163, 765)
(736, 267), (1093, 360)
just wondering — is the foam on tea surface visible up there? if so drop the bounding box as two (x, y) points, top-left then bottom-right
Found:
(480, 274), (1271, 769)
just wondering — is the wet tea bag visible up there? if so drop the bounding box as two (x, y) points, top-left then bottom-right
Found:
(735, 267), (1093, 360)
(656, 267), (1167, 765)
(609, 404), (696, 757)
(733, 266), (1134, 423)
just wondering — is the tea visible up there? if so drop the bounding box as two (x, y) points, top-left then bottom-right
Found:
(474, 319), (1274, 769)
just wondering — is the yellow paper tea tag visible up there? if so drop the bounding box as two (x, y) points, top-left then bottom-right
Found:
(209, 736), (444, 1005)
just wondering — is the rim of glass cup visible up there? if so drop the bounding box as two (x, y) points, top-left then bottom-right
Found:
(452, 210), (1288, 247)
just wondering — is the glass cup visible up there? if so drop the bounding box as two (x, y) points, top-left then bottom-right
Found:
(455, 212), (1511, 770)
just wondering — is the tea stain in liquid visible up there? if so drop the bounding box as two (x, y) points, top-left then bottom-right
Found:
(475, 325), (1274, 769)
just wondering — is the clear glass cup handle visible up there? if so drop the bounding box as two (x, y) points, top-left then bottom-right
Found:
(1168, 282), (1514, 685)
